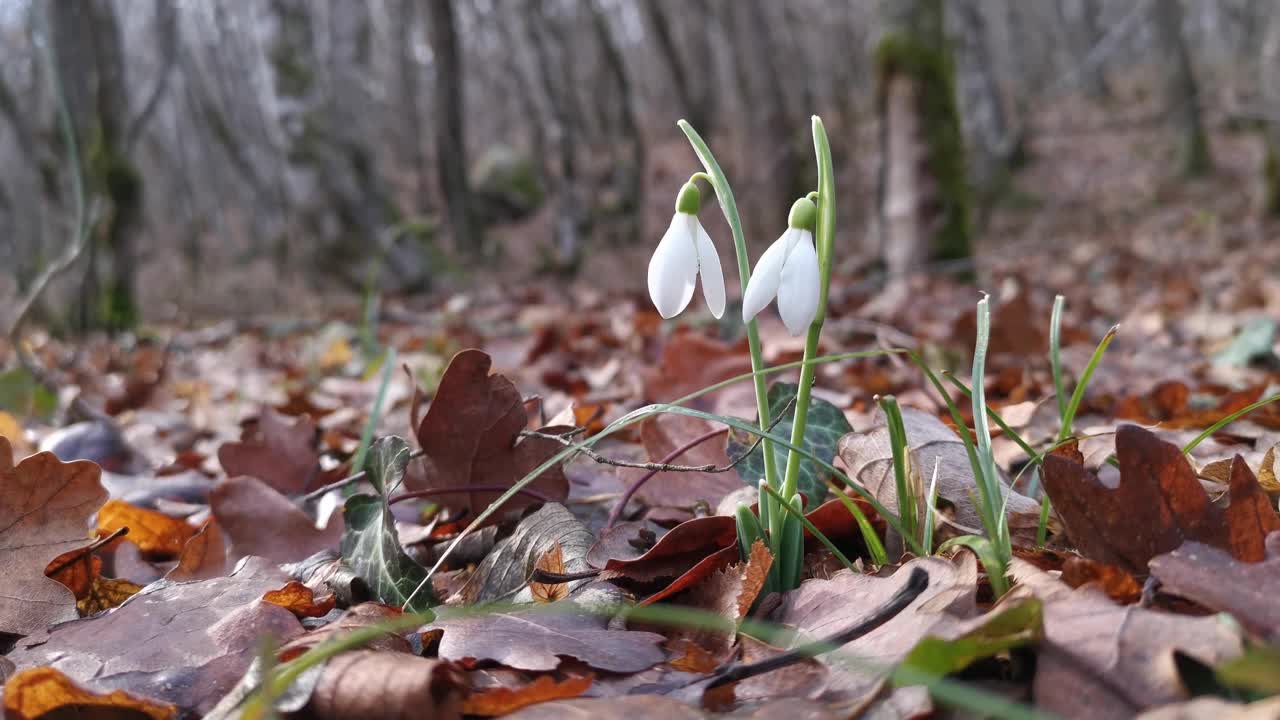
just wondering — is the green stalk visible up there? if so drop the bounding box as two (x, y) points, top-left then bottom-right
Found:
(1049, 295), (1067, 422)
(677, 121), (778, 495)
(880, 395), (918, 545)
(1057, 325), (1119, 443)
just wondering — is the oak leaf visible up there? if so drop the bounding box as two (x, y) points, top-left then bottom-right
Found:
(0, 437), (108, 635)
(217, 408), (322, 495)
(3, 666), (177, 720)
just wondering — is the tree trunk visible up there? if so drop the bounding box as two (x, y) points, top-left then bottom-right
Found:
(425, 0), (478, 255)
(1155, 0), (1213, 177)
(590, 1), (646, 246)
(875, 0), (973, 280)
(397, 0), (429, 213)
(1262, 9), (1280, 215)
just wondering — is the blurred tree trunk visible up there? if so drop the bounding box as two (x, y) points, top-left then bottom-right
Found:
(1058, 0), (1112, 101)
(1262, 9), (1280, 215)
(49, 0), (142, 331)
(1154, 0), (1213, 177)
(641, 0), (710, 133)
(397, 0), (429, 212)
(590, 1), (646, 246)
(527, 1), (583, 272)
(875, 0), (973, 282)
(425, 0), (478, 255)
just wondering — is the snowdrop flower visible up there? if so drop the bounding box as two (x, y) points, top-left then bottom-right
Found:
(742, 197), (820, 336)
(648, 181), (726, 319)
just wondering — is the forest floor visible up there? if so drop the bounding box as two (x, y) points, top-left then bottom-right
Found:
(1, 111), (1279, 719)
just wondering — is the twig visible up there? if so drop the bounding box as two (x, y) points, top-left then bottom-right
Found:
(388, 483), (554, 506)
(705, 566), (929, 689)
(604, 398), (797, 529)
(523, 429), (734, 473)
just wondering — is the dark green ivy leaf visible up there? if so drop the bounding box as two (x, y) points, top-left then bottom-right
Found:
(727, 382), (851, 504)
(339, 435), (434, 613)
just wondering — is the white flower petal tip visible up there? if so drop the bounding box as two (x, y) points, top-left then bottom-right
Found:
(743, 228), (819, 335)
(648, 212), (726, 320)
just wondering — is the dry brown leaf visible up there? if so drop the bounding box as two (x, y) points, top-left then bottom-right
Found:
(278, 603), (413, 661)
(665, 539), (773, 661)
(1043, 425), (1280, 574)
(211, 475), (343, 564)
(462, 674), (594, 716)
(304, 651), (467, 720)
(1060, 556), (1142, 605)
(1008, 558), (1244, 719)
(0, 436), (108, 635)
(6, 556), (304, 715)
(504, 694), (707, 719)
(1148, 534), (1280, 642)
(166, 519), (227, 581)
(456, 504), (593, 604)
(96, 499), (195, 556)
(263, 580), (337, 618)
(406, 349), (568, 525)
(3, 666), (177, 720)
(77, 576), (143, 616)
(619, 414), (741, 509)
(530, 542), (569, 603)
(1202, 445), (1280, 494)
(598, 515), (738, 584)
(44, 548), (101, 601)
(217, 408), (321, 495)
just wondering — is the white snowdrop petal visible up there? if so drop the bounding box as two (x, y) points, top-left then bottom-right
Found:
(648, 213), (698, 318)
(693, 220), (726, 319)
(741, 229), (791, 323)
(777, 233), (820, 336)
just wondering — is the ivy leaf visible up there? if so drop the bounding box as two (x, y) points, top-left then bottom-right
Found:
(339, 436), (434, 613)
(364, 435), (412, 496)
(727, 382), (851, 503)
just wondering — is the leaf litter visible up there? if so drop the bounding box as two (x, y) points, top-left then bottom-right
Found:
(1, 229), (1279, 719)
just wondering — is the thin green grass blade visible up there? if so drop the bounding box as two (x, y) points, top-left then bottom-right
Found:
(1057, 325), (1119, 443)
(943, 372), (1040, 464)
(1049, 295), (1067, 422)
(759, 482), (856, 573)
(1181, 393), (1280, 455)
(828, 482), (889, 565)
(880, 395), (919, 544)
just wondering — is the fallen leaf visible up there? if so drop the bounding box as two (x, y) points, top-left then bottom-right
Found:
(463, 674), (594, 716)
(897, 598), (1043, 678)
(211, 475), (343, 564)
(1061, 556), (1143, 604)
(1202, 445), (1280, 494)
(3, 666), (177, 720)
(1043, 425), (1280, 573)
(428, 584), (666, 673)
(1009, 558), (1244, 719)
(641, 331), (753, 407)
(77, 576), (143, 616)
(504, 694), (707, 719)
(44, 548), (101, 601)
(665, 539), (773, 661)
(96, 499), (194, 556)
(454, 503), (593, 604)
(278, 603), (413, 661)
(1148, 535), (1280, 642)
(406, 349), (568, 525)
(584, 521), (654, 568)
(728, 381), (852, 503)
(166, 519), (227, 581)
(302, 651), (468, 720)
(772, 555), (978, 700)
(838, 407), (1040, 541)
(1134, 697), (1280, 719)
(598, 515), (737, 584)
(217, 408), (321, 495)
(6, 556), (305, 715)
(283, 550), (373, 609)
(0, 436), (108, 635)
(530, 543), (569, 603)
(264, 580), (337, 618)
(619, 414), (740, 509)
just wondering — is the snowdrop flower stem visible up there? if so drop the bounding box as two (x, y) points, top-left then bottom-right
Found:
(775, 117), (838, 558)
(677, 120), (782, 499)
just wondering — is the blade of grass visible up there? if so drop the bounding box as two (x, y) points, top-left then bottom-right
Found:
(1181, 393), (1280, 455)
(880, 395), (919, 545)
(1049, 295), (1067, 422)
(922, 456), (941, 554)
(1057, 325), (1119, 443)
(942, 372), (1040, 464)
(828, 482), (890, 565)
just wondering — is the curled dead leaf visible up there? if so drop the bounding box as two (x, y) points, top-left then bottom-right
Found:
(96, 499), (194, 556)
(3, 666), (177, 720)
(263, 580), (337, 618)
(304, 651), (467, 720)
(462, 674), (593, 716)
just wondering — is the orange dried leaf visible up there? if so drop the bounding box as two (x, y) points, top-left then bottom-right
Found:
(45, 551), (102, 601)
(166, 519), (226, 581)
(77, 576), (143, 616)
(529, 542), (568, 603)
(668, 639), (722, 673)
(263, 580), (336, 618)
(462, 675), (593, 716)
(96, 499), (194, 556)
(3, 666), (177, 720)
